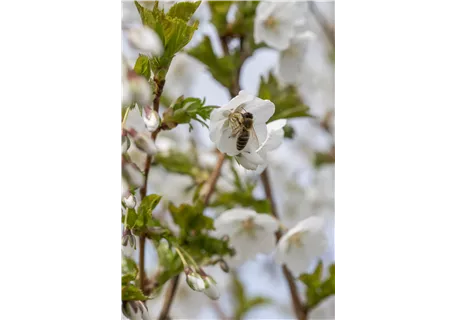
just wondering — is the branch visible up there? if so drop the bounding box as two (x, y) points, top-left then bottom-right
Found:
(309, 1), (335, 49)
(138, 77), (166, 293)
(261, 169), (308, 320)
(158, 274), (181, 320)
(203, 151), (226, 206)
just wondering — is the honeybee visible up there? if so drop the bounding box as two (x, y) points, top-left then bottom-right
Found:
(228, 105), (259, 152)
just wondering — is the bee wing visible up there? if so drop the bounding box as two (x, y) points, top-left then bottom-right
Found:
(249, 126), (261, 151)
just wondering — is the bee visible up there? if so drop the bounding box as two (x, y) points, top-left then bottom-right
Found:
(228, 105), (259, 152)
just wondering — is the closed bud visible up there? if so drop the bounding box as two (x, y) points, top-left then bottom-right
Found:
(185, 267), (205, 292)
(134, 133), (157, 156)
(219, 259), (230, 273)
(122, 300), (151, 320)
(123, 194), (136, 209)
(143, 108), (160, 132)
(202, 274), (220, 300)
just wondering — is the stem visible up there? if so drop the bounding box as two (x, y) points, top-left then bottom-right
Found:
(138, 78), (166, 293)
(158, 275), (181, 320)
(122, 107), (130, 128)
(261, 169), (308, 320)
(203, 151), (226, 206)
(174, 247), (189, 267)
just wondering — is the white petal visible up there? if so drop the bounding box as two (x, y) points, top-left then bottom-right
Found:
(209, 119), (227, 144)
(209, 107), (229, 123)
(279, 52), (303, 84)
(256, 2), (277, 20)
(254, 214), (280, 233)
(236, 155), (259, 171)
(240, 147), (265, 166)
(224, 90), (255, 111)
(214, 208), (256, 235)
(218, 126), (241, 156)
(244, 98), (275, 124)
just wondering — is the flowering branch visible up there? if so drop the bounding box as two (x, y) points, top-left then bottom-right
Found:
(261, 169), (308, 320)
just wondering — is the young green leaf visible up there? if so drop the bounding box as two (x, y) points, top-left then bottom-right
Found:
(162, 96), (216, 130)
(133, 54), (151, 80)
(167, 1), (202, 22)
(122, 284), (149, 301)
(299, 261), (335, 310)
(258, 72), (312, 122)
(169, 202), (214, 236)
(187, 36), (235, 88)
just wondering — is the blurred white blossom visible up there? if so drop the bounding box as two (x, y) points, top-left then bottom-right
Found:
(214, 208), (279, 267)
(279, 31), (316, 84)
(133, 132), (158, 156)
(275, 216), (328, 276)
(123, 194), (137, 209)
(126, 25), (163, 56)
(143, 108), (160, 132)
(202, 274), (220, 300)
(254, 1), (307, 50)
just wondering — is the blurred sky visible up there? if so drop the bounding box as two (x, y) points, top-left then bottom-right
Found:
(122, 1), (335, 319)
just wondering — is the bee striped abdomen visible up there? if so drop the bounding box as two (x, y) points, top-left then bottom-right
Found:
(236, 129), (250, 151)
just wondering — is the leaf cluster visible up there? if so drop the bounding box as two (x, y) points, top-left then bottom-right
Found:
(299, 261), (335, 310)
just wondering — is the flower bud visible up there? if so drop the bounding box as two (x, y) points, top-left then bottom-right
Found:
(184, 267), (205, 292)
(143, 108), (160, 132)
(219, 259), (230, 273)
(122, 300), (150, 320)
(123, 194), (136, 209)
(134, 133), (157, 156)
(202, 274), (220, 300)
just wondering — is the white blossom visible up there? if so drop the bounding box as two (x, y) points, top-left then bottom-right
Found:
(126, 25), (163, 56)
(279, 31), (316, 84)
(254, 1), (307, 50)
(275, 216), (328, 276)
(209, 90), (275, 159)
(123, 70), (152, 107)
(134, 132), (157, 156)
(143, 108), (160, 132)
(123, 194), (136, 209)
(214, 208), (279, 267)
(237, 119), (286, 172)
(185, 269), (206, 292)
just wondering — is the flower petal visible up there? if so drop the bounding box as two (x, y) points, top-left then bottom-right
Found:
(209, 119), (226, 144)
(244, 99), (275, 124)
(224, 90), (255, 111)
(254, 214), (279, 233)
(236, 155), (259, 170)
(218, 126), (241, 156)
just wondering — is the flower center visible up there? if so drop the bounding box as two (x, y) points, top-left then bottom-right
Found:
(264, 16), (277, 29)
(289, 232), (304, 248)
(242, 217), (255, 230)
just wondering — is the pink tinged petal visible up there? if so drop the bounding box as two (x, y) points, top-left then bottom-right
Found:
(218, 126), (240, 156)
(245, 98), (275, 123)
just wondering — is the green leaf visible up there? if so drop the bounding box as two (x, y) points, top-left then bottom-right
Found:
(124, 208), (137, 229)
(133, 54), (151, 80)
(132, 194), (162, 230)
(258, 72), (312, 122)
(169, 202), (214, 236)
(154, 150), (195, 176)
(299, 261), (335, 310)
(182, 234), (234, 262)
(134, 1), (200, 81)
(122, 257), (138, 277)
(162, 96), (216, 130)
(122, 284), (148, 301)
(122, 273), (136, 286)
(243, 296), (272, 314)
(187, 36), (235, 88)
(210, 191), (271, 214)
(168, 1), (201, 22)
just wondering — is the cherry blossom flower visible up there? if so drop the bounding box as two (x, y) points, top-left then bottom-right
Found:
(254, 1), (307, 50)
(237, 119), (286, 171)
(275, 216), (328, 276)
(126, 25), (163, 56)
(278, 31), (316, 84)
(209, 90), (275, 158)
(123, 194), (136, 209)
(143, 108), (160, 132)
(214, 208), (279, 267)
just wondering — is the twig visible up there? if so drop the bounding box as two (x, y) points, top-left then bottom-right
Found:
(158, 274), (181, 320)
(261, 169), (308, 320)
(203, 151), (226, 206)
(309, 1), (335, 49)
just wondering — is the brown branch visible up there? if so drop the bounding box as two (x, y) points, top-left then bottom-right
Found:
(261, 169), (308, 320)
(138, 77), (166, 294)
(309, 1), (335, 49)
(158, 274), (181, 320)
(203, 151), (226, 206)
